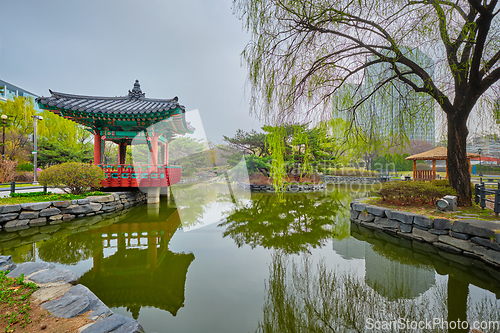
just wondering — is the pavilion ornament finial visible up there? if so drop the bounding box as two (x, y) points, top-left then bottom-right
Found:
(128, 79), (145, 100)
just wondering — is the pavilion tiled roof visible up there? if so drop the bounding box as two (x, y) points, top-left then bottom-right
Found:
(35, 80), (185, 116)
(405, 146), (480, 160)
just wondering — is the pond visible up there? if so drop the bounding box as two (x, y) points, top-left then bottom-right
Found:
(0, 183), (499, 333)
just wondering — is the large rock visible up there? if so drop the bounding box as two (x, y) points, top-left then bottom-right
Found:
(351, 202), (366, 212)
(470, 236), (500, 251)
(386, 210), (414, 224)
(0, 213), (19, 223)
(438, 235), (474, 252)
(484, 250), (500, 266)
(462, 219), (500, 239)
(19, 211), (39, 220)
(7, 262), (55, 278)
(358, 211), (375, 222)
(450, 220), (469, 233)
(42, 284), (111, 319)
(63, 203), (102, 215)
(0, 205), (21, 214)
(29, 268), (79, 285)
(29, 217), (47, 227)
(3, 219), (29, 231)
(32, 283), (72, 303)
(374, 217), (399, 229)
(365, 205), (386, 217)
(0, 255), (16, 272)
(412, 228), (438, 243)
(39, 208), (61, 217)
(20, 202), (52, 211)
(433, 218), (451, 230)
(414, 215), (433, 228)
(52, 201), (71, 208)
(400, 223), (412, 233)
(433, 242), (462, 254)
(81, 313), (145, 333)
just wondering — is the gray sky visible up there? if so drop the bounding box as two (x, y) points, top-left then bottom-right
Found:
(0, 0), (262, 142)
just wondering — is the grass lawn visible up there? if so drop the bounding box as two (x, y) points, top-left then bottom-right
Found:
(365, 197), (500, 222)
(0, 191), (105, 206)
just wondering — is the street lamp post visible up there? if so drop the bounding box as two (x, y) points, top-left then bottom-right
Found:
(1, 115), (7, 160)
(32, 115), (43, 184)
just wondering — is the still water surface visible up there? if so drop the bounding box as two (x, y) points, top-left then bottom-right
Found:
(1, 183), (499, 332)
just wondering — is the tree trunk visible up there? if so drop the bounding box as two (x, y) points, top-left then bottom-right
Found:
(447, 114), (471, 206)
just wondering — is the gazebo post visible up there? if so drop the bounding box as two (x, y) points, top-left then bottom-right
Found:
(432, 160), (436, 180)
(94, 131), (102, 166)
(446, 159), (449, 179)
(468, 159), (471, 174)
(413, 160), (416, 181)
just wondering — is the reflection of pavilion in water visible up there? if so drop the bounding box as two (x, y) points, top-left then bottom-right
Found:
(79, 208), (194, 319)
(333, 237), (435, 300)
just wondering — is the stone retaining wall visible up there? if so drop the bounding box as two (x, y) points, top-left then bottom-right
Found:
(238, 182), (325, 192)
(350, 199), (500, 268)
(0, 256), (145, 332)
(321, 175), (383, 184)
(0, 191), (146, 232)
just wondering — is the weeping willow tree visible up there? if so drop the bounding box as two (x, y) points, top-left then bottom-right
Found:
(234, 0), (500, 206)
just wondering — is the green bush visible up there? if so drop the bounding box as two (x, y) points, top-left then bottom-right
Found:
(39, 162), (104, 195)
(377, 180), (457, 206)
(17, 163), (34, 172)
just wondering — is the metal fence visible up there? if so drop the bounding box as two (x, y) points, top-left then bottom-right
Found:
(474, 182), (500, 215)
(0, 182), (47, 195)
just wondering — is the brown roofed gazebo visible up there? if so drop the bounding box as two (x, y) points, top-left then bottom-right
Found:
(405, 146), (480, 181)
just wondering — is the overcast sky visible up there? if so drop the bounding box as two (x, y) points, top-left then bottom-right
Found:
(0, 0), (262, 143)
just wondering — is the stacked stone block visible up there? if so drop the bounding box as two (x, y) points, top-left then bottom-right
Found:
(0, 192), (146, 233)
(350, 200), (500, 268)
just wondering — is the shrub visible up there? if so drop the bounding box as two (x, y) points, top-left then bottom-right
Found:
(0, 159), (18, 183)
(14, 171), (33, 182)
(39, 162), (104, 194)
(17, 163), (33, 172)
(377, 180), (457, 206)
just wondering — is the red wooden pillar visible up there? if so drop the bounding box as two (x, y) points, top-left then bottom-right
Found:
(94, 132), (102, 165)
(151, 134), (158, 168)
(413, 160), (416, 181)
(165, 141), (169, 165)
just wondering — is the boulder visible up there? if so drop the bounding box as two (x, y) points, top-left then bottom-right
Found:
(365, 205), (386, 217)
(414, 215), (433, 228)
(438, 235), (474, 252)
(351, 202), (366, 212)
(386, 210), (414, 224)
(29, 268), (79, 285)
(462, 219), (500, 239)
(484, 250), (500, 266)
(412, 228), (438, 243)
(399, 223), (412, 233)
(7, 262), (55, 278)
(52, 201), (71, 208)
(433, 218), (451, 230)
(4, 219), (29, 231)
(450, 231), (469, 240)
(0, 205), (21, 214)
(19, 211), (39, 220)
(470, 237), (500, 251)
(0, 213), (19, 223)
(358, 211), (375, 222)
(80, 313), (145, 333)
(42, 284), (111, 319)
(374, 217), (399, 229)
(0, 255), (16, 272)
(20, 202), (52, 211)
(29, 217), (47, 227)
(39, 208), (61, 217)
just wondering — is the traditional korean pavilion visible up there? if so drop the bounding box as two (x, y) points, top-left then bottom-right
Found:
(36, 80), (194, 188)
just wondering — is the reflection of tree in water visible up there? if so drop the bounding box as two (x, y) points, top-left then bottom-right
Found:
(38, 233), (99, 265)
(257, 254), (500, 333)
(219, 191), (351, 254)
(170, 183), (219, 229)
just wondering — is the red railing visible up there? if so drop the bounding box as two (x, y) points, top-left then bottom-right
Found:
(99, 164), (182, 187)
(414, 170), (435, 181)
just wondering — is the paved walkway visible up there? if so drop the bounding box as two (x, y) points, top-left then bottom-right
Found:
(0, 186), (65, 198)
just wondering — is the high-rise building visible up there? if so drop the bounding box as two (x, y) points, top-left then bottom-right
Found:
(361, 48), (436, 145)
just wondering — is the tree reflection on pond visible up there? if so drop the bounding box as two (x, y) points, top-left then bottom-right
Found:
(219, 190), (351, 254)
